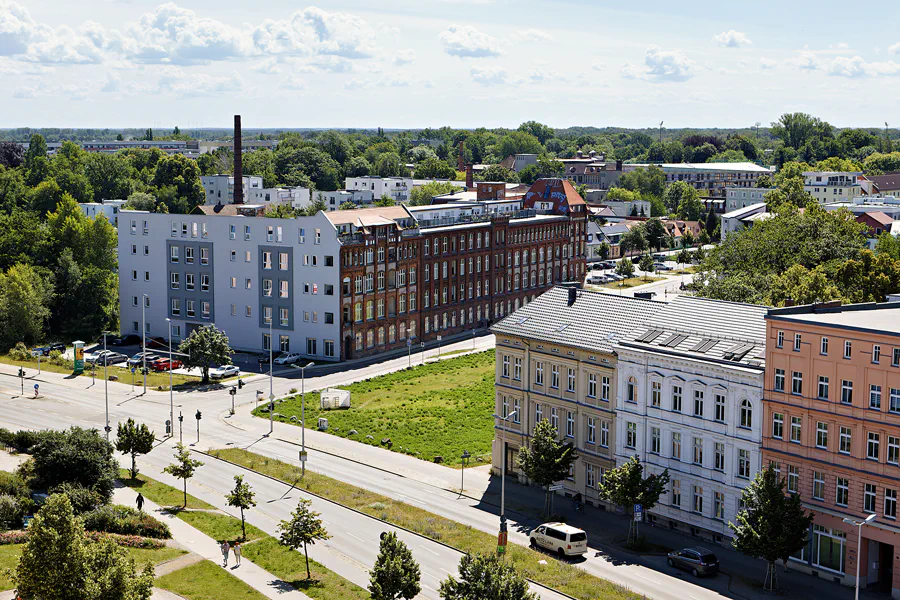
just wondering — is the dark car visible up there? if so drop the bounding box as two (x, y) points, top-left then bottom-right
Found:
(98, 352), (128, 366)
(667, 547), (719, 577)
(109, 335), (141, 347)
(145, 336), (170, 350)
(32, 342), (66, 357)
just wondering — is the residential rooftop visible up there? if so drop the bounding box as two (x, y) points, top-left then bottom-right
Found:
(768, 302), (900, 336)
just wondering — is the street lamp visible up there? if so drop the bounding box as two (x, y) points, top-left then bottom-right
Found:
(300, 361), (314, 476)
(166, 318), (173, 437)
(494, 409), (517, 555)
(141, 293), (149, 393)
(102, 331), (111, 442)
(460, 449), (471, 497)
(268, 315), (274, 435)
(843, 513), (877, 600)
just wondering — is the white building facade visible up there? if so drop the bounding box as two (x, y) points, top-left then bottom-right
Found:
(80, 200), (126, 226)
(724, 187), (773, 212)
(803, 171), (864, 204)
(613, 296), (767, 545)
(202, 175), (265, 205)
(345, 176), (414, 202)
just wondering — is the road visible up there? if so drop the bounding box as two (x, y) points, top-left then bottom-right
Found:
(0, 333), (731, 600)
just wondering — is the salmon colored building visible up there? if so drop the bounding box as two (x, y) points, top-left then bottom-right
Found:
(763, 302), (900, 599)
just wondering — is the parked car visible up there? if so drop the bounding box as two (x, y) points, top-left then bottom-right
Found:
(667, 547), (719, 577)
(151, 357), (183, 372)
(273, 352), (302, 366)
(145, 336), (170, 350)
(98, 352), (128, 366)
(127, 352), (158, 367)
(653, 263), (673, 271)
(109, 334), (141, 347)
(210, 365), (240, 379)
(85, 350), (115, 365)
(529, 523), (588, 558)
(31, 342), (66, 357)
(586, 276), (604, 285)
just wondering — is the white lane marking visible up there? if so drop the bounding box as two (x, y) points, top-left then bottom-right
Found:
(346, 532), (366, 543)
(419, 545), (440, 556)
(423, 572), (441, 581)
(633, 573), (658, 584)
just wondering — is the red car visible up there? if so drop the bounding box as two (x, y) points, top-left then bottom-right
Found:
(150, 357), (183, 371)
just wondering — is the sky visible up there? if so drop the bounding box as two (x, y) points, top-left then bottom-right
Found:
(2, 0), (900, 130)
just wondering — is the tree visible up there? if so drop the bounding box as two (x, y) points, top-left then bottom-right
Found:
(242, 148), (278, 188)
(163, 443), (203, 508)
(29, 177), (66, 215)
(517, 156), (564, 184)
(644, 218), (666, 251)
(771, 113), (832, 150)
(617, 165), (666, 200)
(595, 241), (610, 261)
(226, 475), (256, 540)
(479, 165), (518, 183)
(115, 419), (155, 480)
(0, 165), (27, 213)
(638, 253), (655, 280)
(153, 154), (204, 211)
(178, 325), (233, 383)
(676, 247), (692, 266)
(597, 456), (669, 542)
(767, 264), (840, 306)
(16, 494), (154, 600)
(619, 225), (647, 256)
(615, 257), (635, 279)
(663, 181), (701, 216)
(517, 419), (577, 516)
(345, 156), (372, 177)
(278, 498), (330, 579)
(518, 121), (554, 145)
(414, 157), (455, 180)
(681, 228), (695, 248)
(0, 263), (52, 350)
(438, 553), (536, 600)
(375, 194), (396, 207)
(704, 205), (718, 240)
(0, 142), (24, 168)
(123, 191), (157, 211)
(730, 465), (814, 591)
(765, 178), (813, 209)
(494, 131), (542, 158)
(23, 133), (48, 173)
(375, 152), (405, 178)
(368, 531), (421, 600)
(409, 181), (461, 206)
(756, 174), (774, 188)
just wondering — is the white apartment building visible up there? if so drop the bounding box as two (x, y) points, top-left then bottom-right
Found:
(80, 199), (126, 226)
(721, 202), (768, 236)
(245, 187), (312, 210)
(724, 186), (773, 212)
(803, 171), (864, 204)
(202, 175), (264, 205)
(345, 176), (414, 202)
(118, 208), (342, 360)
(629, 162), (773, 198)
(315, 189), (375, 211)
(614, 296), (767, 545)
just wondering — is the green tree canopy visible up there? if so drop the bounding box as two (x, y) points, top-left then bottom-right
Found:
(517, 419), (577, 516)
(115, 419), (155, 480)
(368, 531), (421, 600)
(226, 475), (257, 540)
(409, 181), (462, 206)
(178, 324), (233, 383)
(163, 443), (203, 508)
(0, 263), (52, 350)
(597, 456), (669, 540)
(439, 553), (536, 600)
(278, 498), (330, 580)
(30, 427), (119, 505)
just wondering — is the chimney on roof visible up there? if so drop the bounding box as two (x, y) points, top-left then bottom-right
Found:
(576, 150), (583, 159)
(233, 115), (244, 205)
(458, 141), (465, 172)
(589, 150), (596, 158)
(783, 298), (795, 307)
(567, 287), (577, 306)
(466, 164), (474, 189)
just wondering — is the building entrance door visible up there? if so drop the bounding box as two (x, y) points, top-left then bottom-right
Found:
(505, 444), (517, 477)
(879, 542), (893, 594)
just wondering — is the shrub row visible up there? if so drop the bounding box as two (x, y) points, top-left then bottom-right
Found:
(0, 529), (165, 549)
(83, 505), (171, 539)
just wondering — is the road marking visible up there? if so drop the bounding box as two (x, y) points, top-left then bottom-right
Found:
(346, 532), (366, 543)
(633, 573), (658, 584)
(418, 545), (440, 556)
(423, 572), (441, 581)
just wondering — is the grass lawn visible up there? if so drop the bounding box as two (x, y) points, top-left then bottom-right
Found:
(156, 559), (268, 600)
(242, 537), (369, 600)
(598, 276), (663, 289)
(119, 470), (216, 510)
(127, 545), (187, 565)
(211, 448), (640, 600)
(253, 350), (495, 467)
(0, 544), (20, 590)
(175, 510), (265, 544)
(0, 354), (200, 391)
(671, 267), (699, 274)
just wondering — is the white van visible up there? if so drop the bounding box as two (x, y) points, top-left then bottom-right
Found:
(529, 522), (588, 557)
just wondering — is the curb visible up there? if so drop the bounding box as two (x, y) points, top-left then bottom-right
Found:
(193, 449), (579, 600)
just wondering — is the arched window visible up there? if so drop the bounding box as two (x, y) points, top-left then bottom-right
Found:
(740, 399), (753, 428)
(378, 327), (385, 346)
(627, 376), (637, 403)
(388, 325), (396, 343)
(355, 332), (363, 351)
(399, 322), (406, 339)
(354, 303), (362, 322)
(366, 330), (374, 348)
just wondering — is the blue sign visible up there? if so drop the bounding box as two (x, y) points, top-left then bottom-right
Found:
(634, 504), (643, 521)
(131, 367), (136, 373)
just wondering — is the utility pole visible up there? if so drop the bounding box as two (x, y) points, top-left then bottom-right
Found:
(178, 411), (183, 443)
(167, 318), (173, 436)
(195, 409), (201, 443)
(268, 316), (274, 435)
(300, 362), (314, 476)
(460, 450), (470, 497)
(141, 294), (148, 393)
(103, 331), (110, 442)
(659, 121), (664, 143)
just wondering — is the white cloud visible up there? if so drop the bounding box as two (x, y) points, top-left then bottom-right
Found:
(790, 50), (819, 70)
(829, 55), (900, 78)
(829, 42), (849, 49)
(378, 76), (410, 87)
(393, 48), (415, 66)
(0, 0), (34, 55)
(470, 66), (507, 85)
(712, 30), (752, 48)
(591, 61), (603, 71)
(14, 78), (88, 100)
(343, 79), (370, 90)
(890, 42), (900, 55)
(309, 55), (353, 73)
(252, 7), (377, 59)
(624, 45), (694, 82)
(0, 2), (106, 64)
(251, 58), (280, 74)
(439, 24), (502, 58)
(518, 28), (552, 42)
(758, 57), (777, 69)
(280, 75), (306, 90)
(156, 67), (244, 96)
(101, 72), (120, 92)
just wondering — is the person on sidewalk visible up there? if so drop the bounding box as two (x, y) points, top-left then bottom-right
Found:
(233, 541), (242, 567)
(221, 540), (230, 567)
(135, 493), (144, 513)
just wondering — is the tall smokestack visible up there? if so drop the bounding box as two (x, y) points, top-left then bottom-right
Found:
(465, 164), (474, 189)
(457, 141), (465, 172)
(233, 114), (244, 205)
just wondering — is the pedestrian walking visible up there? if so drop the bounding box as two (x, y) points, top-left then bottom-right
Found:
(221, 540), (230, 567)
(135, 493), (144, 513)
(233, 541), (242, 567)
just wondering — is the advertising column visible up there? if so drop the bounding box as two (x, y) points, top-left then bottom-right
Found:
(73, 340), (84, 375)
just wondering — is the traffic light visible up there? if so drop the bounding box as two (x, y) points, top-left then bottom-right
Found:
(237, 379), (244, 389)
(195, 410), (202, 421)
(230, 386), (237, 396)
(17, 368), (24, 378)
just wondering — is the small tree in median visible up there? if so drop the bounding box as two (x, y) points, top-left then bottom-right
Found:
(178, 324), (233, 383)
(729, 464), (814, 592)
(638, 253), (655, 280)
(615, 257), (634, 280)
(226, 474), (256, 540)
(162, 443), (203, 508)
(115, 418), (155, 480)
(597, 455), (669, 543)
(516, 419), (576, 517)
(278, 498), (330, 580)
(439, 553), (537, 600)
(369, 531), (421, 600)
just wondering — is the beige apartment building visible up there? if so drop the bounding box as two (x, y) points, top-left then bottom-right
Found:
(490, 286), (665, 507)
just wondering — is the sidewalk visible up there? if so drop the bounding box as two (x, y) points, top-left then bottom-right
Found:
(113, 485), (312, 600)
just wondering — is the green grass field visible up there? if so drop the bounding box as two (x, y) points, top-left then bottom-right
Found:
(598, 276), (663, 289)
(254, 350), (495, 466)
(175, 511), (265, 544)
(119, 470), (216, 510)
(156, 559), (268, 600)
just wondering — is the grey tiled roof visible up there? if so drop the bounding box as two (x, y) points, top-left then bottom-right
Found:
(622, 296), (769, 367)
(490, 287), (667, 353)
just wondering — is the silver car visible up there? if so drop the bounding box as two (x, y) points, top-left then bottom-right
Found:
(667, 547), (719, 577)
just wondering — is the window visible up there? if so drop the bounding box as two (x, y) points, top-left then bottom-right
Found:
(551, 366), (560, 389)
(868, 432), (881, 460)
(889, 436), (900, 465)
(836, 477), (849, 506)
(550, 407), (558, 430)
(626, 422), (636, 449)
(587, 417), (596, 444)
(821, 337), (829, 355)
(816, 422), (828, 449)
(171, 298), (180, 316)
(777, 330), (784, 348)
(672, 385), (682, 412)
(714, 443), (725, 471)
(874, 344), (882, 364)
(587, 373), (596, 398)
(737, 449), (751, 478)
(787, 465), (799, 493)
(774, 369), (785, 392)
(567, 368), (575, 393)
(772, 413), (784, 439)
(894, 347), (900, 367)
(502, 355), (509, 378)
(307, 338), (317, 355)
(886, 489), (897, 519)
(693, 438), (703, 465)
(794, 333), (802, 351)
(818, 376), (829, 400)
(693, 390), (704, 417)
(651, 381), (661, 407)
(791, 416), (802, 443)
(792, 371), (803, 395)
(841, 380), (853, 405)
(279, 253), (288, 271)
(186, 300), (195, 318)
(535, 362), (544, 385)
(692, 486), (703, 514)
(714, 492), (725, 520)
(651, 427), (661, 453)
(626, 377), (637, 402)
(871, 385), (882, 410)
(672, 432), (681, 460)
(170, 273), (180, 289)
(263, 251), (272, 269)
(813, 472), (825, 500)
(865, 484), (877, 513)
(200, 247), (208, 265)
(715, 394), (725, 422)
(514, 358), (522, 381)
(535, 403), (542, 423)
(170, 246), (179, 262)
(601, 376), (610, 401)
(844, 340), (852, 359)
(566, 411), (574, 438)
(671, 480), (681, 507)
(200, 274), (209, 292)
(279, 280), (288, 298)
(600, 421), (609, 448)
(739, 399), (752, 428)
(891, 389), (900, 413)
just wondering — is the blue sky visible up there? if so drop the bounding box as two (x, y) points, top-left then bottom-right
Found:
(2, 0), (899, 129)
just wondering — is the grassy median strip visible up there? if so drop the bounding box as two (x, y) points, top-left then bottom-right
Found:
(156, 559), (268, 600)
(119, 470), (216, 510)
(254, 350), (495, 467)
(211, 448), (641, 600)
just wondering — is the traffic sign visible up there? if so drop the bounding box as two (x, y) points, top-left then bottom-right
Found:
(634, 504), (643, 521)
(549, 484), (564, 492)
(407, 339), (412, 347)
(299, 450), (308, 462)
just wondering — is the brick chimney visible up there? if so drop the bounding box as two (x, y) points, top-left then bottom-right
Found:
(465, 164), (474, 189)
(457, 141), (465, 172)
(233, 114), (244, 205)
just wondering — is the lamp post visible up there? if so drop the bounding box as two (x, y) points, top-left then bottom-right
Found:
(268, 316), (274, 435)
(141, 293), (149, 393)
(437, 335), (442, 358)
(195, 409), (201, 443)
(460, 449), (470, 497)
(407, 338), (412, 368)
(300, 361), (314, 476)
(495, 409), (517, 555)
(103, 331), (111, 442)
(166, 318), (173, 437)
(843, 513), (877, 600)
(178, 411), (183, 443)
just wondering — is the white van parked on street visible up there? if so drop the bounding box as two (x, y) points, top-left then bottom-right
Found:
(529, 522), (588, 557)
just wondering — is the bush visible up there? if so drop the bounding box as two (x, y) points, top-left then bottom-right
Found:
(50, 482), (103, 514)
(4, 430), (49, 453)
(0, 529), (166, 548)
(30, 427), (118, 504)
(9, 342), (30, 361)
(0, 494), (27, 529)
(0, 471), (27, 497)
(83, 505), (171, 539)
(47, 350), (71, 367)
